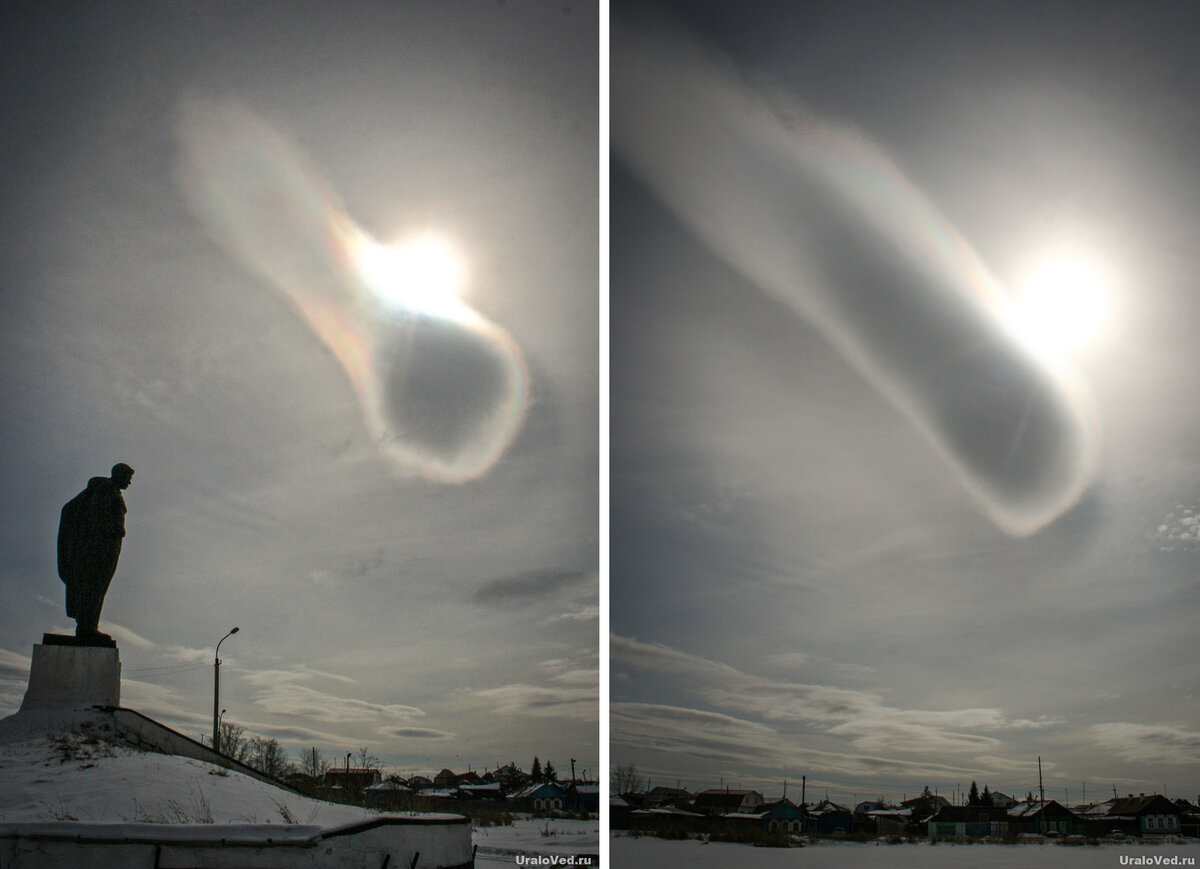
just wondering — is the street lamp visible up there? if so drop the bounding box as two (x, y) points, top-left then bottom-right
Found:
(213, 627), (239, 753)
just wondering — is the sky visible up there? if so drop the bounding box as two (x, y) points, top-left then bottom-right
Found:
(0, 1), (598, 781)
(612, 0), (1200, 805)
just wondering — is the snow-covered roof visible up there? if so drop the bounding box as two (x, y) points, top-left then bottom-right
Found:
(513, 782), (566, 799)
(631, 806), (703, 818)
(809, 799), (851, 815)
(365, 780), (409, 791)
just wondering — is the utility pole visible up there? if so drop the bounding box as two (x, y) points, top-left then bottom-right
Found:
(1038, 756), (1046, 835)
(212, 627), (239, 753)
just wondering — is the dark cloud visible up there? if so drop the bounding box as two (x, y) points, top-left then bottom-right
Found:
(380, 727), (454, 741)
(470, 568), (589, 607)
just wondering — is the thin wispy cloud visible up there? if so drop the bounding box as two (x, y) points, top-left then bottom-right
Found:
(615, 635), (1053, 758)
(241, 669), (425, 725)
(1091, 723), (1200, 765)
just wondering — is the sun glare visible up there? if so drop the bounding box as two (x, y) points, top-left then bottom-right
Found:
(1010, 253), (1112, 357)
(357, 233), (465, 318)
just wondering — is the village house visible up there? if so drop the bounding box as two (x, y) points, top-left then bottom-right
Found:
(866, 807), (912, 837)
(363, 778), (410, 809)
(1007, 799), (1080, 836)
(694, 788), (765, 815)
(628, 804), (707, 836)
(459, 782), (504, 801)
(322, 766), (382, 793)
(925, 804), (1008, 839)
(643, 785), (693, 806)
(807, 799), (853, 835)
(513, 781), (568, 812)
(1080, 794), (1182, 837)
(567, 782), (600, 813)
(759, 798), (807, 835)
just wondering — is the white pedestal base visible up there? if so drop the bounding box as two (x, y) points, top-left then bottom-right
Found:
(20, 643), (121, 710)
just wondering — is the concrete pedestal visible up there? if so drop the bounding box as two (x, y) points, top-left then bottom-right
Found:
(19, 643), (120, 710)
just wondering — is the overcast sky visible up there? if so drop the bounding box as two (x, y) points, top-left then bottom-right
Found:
(612, 0), (1200, 805)
(0, 1), (597, 781)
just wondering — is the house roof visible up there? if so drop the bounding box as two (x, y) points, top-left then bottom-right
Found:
(513, 781), (567, 799)
(809, 799), (851, 815)
(631, 806), (704, 818)
(694, 790), (763, 811)
(365, 780), (409, 791)
(1106, 794), (1178, 816)
(932, 804), (1009, 822)
(647, 786), (692, 798)
(1007, 800), (1075, 818)
(902, 794), (951, 809)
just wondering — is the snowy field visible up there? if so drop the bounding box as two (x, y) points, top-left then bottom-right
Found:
(474, 817), (600, 865)
(612, 834), (1200, 868)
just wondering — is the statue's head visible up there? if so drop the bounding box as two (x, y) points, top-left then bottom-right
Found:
(111, 463), (135, 489)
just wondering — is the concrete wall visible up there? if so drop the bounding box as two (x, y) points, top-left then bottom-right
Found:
(0, 817), (474, 869)
(106, 707), (300, 793)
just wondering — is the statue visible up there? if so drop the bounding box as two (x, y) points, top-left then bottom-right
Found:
(57, 463), (134, 642)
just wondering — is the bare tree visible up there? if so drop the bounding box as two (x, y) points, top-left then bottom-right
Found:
(300, 746), (331, 780)
(218, 721), (251, 764)
(611, 763), (646, 795)
(249, 737), (291, 779)
(355, 745), (381, 774)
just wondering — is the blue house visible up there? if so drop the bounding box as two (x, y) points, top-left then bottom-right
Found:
(567, 783), (600, 814)
(513, 782), (567, 812)
(808, 799), (853, 835)
(928, 804), (1010, 838)
(760, 798), (806, 835)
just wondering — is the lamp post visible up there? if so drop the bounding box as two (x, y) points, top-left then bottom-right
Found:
(213, 627), (239, 753)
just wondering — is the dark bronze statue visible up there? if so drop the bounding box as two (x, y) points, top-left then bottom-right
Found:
(57, 463), (134, 641)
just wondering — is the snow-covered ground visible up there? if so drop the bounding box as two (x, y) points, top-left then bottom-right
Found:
(0, 707), (599, 862)
(474, 817), (600, 864)
(612, 834), (1200, 868)
(0, 709), (376, 827)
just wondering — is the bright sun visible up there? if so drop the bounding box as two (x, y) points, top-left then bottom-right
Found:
(356, 233), (465, 318)
(1010, 252), (1112, 357)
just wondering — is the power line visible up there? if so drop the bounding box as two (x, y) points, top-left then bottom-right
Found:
(124, 663), (209, 677)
